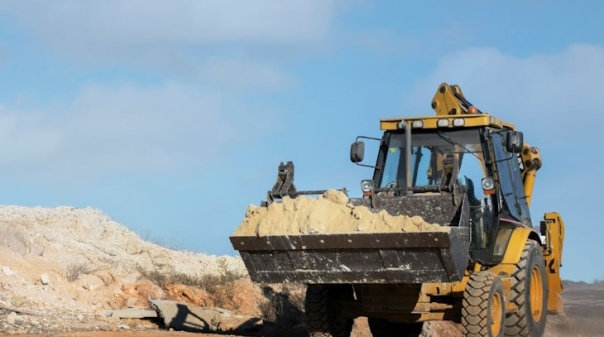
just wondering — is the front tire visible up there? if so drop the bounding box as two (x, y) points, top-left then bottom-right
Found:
(505, 241), (548, 337)
(305, 284), (353, 337)
(462, 271), (506, 337)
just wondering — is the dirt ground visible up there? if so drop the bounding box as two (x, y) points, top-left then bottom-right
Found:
(1, 206), (602, 337)
(0, 333), (211, 337)
(0, 318), (374, 337)
(0, 314), (592, 337)
(1, 285), (600, 337)
(0, 333), (236, 337)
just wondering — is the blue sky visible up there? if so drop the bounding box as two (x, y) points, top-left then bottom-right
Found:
(0, 1), (601, 281)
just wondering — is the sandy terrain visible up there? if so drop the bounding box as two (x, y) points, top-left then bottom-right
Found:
(0, 204), (601, 337)
(232, 190), (446, 237)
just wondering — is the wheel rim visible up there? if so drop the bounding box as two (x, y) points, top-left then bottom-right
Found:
(490, 290), (503, 336)
(530, 265), (544, 322)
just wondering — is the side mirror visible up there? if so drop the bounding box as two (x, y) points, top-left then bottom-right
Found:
(350, 141), (365, 163)
(506, 131), (524, 153)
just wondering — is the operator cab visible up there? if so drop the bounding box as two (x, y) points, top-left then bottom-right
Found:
(351, 120), (529, 265)
(377, 129), (484, 192)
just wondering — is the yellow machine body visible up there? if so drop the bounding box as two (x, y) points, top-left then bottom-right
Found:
(232, 82), (566, 337)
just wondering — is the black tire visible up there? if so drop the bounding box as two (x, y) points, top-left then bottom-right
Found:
(305, 284), (353, 337)
(368, 318), (423, 337)
(505, 241), (548, 337)
(462, 271), (506, 337)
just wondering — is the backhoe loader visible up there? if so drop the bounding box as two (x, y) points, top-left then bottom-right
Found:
(230, 83), (565, 337)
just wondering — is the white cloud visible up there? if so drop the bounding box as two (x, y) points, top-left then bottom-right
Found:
(197, 58), (293, 90)
(0, 82), (279, 181)
(406, 44), (604, 145)
(0, 0), (335, 90)
(0, 0), (335, 60)
(0, 0), (336, 183)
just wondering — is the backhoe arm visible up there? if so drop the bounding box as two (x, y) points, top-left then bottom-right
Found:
(541, 212), (565, 313)
(520, 144), (542, 206)
(431, 83), (483, 116)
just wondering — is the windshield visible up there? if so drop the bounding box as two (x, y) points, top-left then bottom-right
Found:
(380, 129), (485, 189)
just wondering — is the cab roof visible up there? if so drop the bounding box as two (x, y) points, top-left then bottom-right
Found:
(380, 113), (515, 131)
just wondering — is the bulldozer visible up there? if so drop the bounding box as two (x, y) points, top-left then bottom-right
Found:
(230, 83), (565, 337)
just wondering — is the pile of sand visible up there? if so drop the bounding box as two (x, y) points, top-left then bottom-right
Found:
(232, 190), (448, 237)
(0, 205), (244, 280)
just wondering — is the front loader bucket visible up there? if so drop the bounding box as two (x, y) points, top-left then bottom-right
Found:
(230, 226), (470, 284)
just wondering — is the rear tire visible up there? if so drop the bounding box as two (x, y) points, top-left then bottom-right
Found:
(305, 284), (353, 337)
(505, 241), (548, 337)
(462, 271), (506, 337)
(368, 318), (423, 337)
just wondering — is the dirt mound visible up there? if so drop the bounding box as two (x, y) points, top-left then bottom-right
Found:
(210, 278), (265, 317)
(0, 205), (247, 334)
(233, 190), (448, 237)
(0, 206), (244, 280)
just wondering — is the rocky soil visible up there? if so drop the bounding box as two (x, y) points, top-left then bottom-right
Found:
(0, 205), (249, 335)
(0, 204), (600, 337)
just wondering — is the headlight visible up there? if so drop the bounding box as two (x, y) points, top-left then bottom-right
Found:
(411, 120), (424, 128)
(397, 121), (408, 129)
(453, 118), (465, 127)
(361, 180), (374, 196)
(481, 177), (495, 195)
(437, 119), (449, 127)
(481, 177), (495, 190)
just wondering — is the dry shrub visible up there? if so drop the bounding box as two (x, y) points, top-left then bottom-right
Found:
(0, 224), (31, 255)
(260, 283), (306, 336)
(137, 264), (247, 310)
(139, 256), (245, 292)
(65, 263), (91, 282)
(210, 278), (265, 316)
(95, 271), (117, 286)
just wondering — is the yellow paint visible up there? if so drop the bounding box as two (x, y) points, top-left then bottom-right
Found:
(380, 82), (516, 131)
(487, 263), (516, 279)
(523, 172), (537, 206)
(420, 282), (464, 297)
(542, 212), (565, 313)
(431, 83), (467, 116)
(491, 288), (503, 336)
(520, 144), (542, 206)
(453, 272), (471, 293)
(371, 82), (565, 320)
(487, 227), (534, 311)
(530, 263), (545, 321)
(500, 227), (534, 265)
(380, 114), (514, 131)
